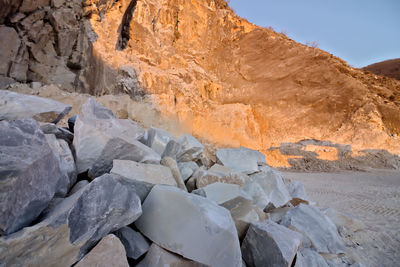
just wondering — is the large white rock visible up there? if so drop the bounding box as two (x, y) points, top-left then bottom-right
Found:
(73, 98), (159, 176)
(178, 161), (199, 181)
(216, 147), (265, 174)
(135, 185), (242, 267)
(281, 204), (345, 254)
(288, 181), (308, 202)
(111, 160), (177, 187)
(75, 234), (129, 267)
(0, 90), (71, 124)
(242, 167), (291, 209)
(241, 220), (303, 267)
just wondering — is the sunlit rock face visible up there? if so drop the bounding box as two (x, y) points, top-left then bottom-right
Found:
(1, 0), (400, 166)
(86, 0), (400, 157)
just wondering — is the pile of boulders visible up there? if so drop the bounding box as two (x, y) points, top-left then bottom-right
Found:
(0, 90), (365, 266)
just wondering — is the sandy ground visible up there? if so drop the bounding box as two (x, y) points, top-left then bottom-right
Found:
(282, 170), (400, 267)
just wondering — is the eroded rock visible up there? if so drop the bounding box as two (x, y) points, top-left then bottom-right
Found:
(135, 185), (242, 267)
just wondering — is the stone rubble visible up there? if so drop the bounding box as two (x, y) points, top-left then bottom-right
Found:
(0, 96), (367, 266)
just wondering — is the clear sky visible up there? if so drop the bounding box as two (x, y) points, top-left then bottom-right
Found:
(228, 0), (400, 68)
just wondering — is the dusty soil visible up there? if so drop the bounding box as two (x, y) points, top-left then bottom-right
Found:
(282, 170), (400, 267)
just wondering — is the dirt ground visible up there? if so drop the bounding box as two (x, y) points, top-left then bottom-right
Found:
(282, 170), (400, 267)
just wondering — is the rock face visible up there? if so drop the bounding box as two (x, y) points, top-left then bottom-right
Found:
(135, 185), (242, 267)
(73, 98), (159, 177)
(0, 90), (71, 123)
(281, 204), (345, 254)
(216, 147), (262, 174)
(241, 221), (303, 267)
(75, 234), (129, 267)
(0, 173), (142, 266)
(137, 243), (203, 267)
(114, 227), (150, 260)
(0, 119), (63, 235)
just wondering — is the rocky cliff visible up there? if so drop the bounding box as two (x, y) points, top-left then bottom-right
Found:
(1, 0), (400, 167)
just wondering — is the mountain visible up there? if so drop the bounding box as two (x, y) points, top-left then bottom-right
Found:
(1, 0), (400, 167)
(363, 58), (400, 81)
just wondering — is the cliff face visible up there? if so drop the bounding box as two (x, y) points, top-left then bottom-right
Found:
(1, 0), (400, 166)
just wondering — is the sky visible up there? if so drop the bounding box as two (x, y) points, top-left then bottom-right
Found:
(228, 0), (400, 68)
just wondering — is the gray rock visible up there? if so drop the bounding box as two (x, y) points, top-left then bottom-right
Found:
(178, 161), (199, 181)
(288, 181), (308, 202)
(75, 234), (129, 267)
(137, 243), (204, 267)
(0, 173), (142, 266)
(161, 139), (182, 159)
(0, 26), (20, 77)
(161, 157), (187, 191)
(111, 160), (177, 187)
(146, 127), (175, 155)
(176, 134), (204, 162)
(135, 185), (242, 267)
(114, 227), (150, 260)
(45, 134), (77, 196)
(241, 221), (302, 267)
(0, 119), (63, 235)
(0, 76), (16, 88)
(321, 208), (365, 234)
(295, 248), (329, 267)
(0, 90), (72, 124)
(40, 123), (74, 144)
(243, 167), (291, 209)
(73, 98), (159, 176)
(68, 180), (89, 196)
(281, 204), (345, 254)
(195, 164), (248, 188)
(216, 147), (265, 174)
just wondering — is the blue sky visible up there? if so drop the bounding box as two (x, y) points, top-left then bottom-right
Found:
(228, 0), (400, 67)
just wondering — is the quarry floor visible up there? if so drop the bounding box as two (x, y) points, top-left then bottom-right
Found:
(282, 170), (400, 267)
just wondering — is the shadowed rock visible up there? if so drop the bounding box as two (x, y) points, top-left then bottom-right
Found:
(281, 204), (345, 254)
(75, 234), (129, 267)
(176, 134), (204, 162)
(0, 173), (142, 266)
(135, 185), (242, 267)
(114, 227), (150, 260)
(178, 161), (199, 181)
(0, 90), (71, 123)
(241, 220), (302, 267)
(0, 119), (63, 235)
(145, 127), (175, 155)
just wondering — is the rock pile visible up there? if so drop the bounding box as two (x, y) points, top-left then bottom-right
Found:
(0, 92), (366, 266)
